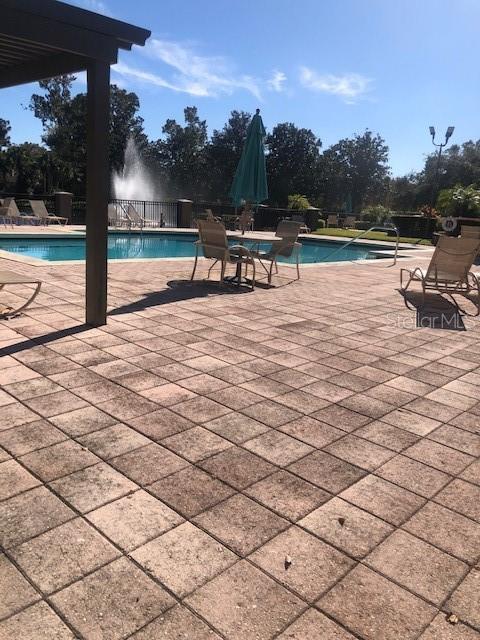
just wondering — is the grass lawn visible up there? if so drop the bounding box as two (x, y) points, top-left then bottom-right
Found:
(314, 227), (432, 245)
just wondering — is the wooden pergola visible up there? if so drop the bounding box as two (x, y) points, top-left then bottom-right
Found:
(0, 0), (150, 326)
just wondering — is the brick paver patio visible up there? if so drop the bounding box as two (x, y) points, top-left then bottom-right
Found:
(0, 253), (479, 640)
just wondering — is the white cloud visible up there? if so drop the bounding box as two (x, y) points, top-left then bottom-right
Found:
(267, 70), (286, 92)
(299, 67), (372, 103)
(75, 0), (112, 16)
(114, 38), (262, 100)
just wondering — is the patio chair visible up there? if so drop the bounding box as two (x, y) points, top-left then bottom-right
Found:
(290, 214), (310, 234)
(126, 203), (158, 228)
(190, 219), (256, 289)
(400, 235), (480, 315)
(29, 200), (67, 225)
(250, 220), (302, 285)
(461, 225), (480, 239)
(234, 209), (254, 232)
(327, 214), (338, 228)
(0, 270), (42, 317)
(1, 198), (38, 225)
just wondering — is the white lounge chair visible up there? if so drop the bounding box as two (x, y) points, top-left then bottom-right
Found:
(191, 219), (256, 289)
(400, 235), (480, 315)
(29, 200), (67, 225)
(108, 203), (131, 228)
(0, 270), (42, 317)
(126, 203), (158, 228)
(1, 198), (38, 225)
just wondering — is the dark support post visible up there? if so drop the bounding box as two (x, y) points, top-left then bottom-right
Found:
(86, 60), (110, 326)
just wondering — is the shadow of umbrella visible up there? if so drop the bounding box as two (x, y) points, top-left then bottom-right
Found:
(399, 289), (466, 331)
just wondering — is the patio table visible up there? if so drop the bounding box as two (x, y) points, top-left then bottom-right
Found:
(225, 231), (279, 286)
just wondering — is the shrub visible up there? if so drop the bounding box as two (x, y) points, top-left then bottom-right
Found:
(360, 204), (391, 225)
(316, 218), (325, 229)
(437, 184), (480, 217)
(288, 194), (311, 210)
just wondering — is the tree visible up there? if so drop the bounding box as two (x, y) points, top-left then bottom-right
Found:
(288, 194), (311, 209)
(150, 106), (208, 199)
(321, 130), (389, 212)
(29, 75), (146, 193)
(0, 118), (11, 148)
(266, 123), (322, 206)
(206, 110), (251, 200)
(2, 143), (49, 193)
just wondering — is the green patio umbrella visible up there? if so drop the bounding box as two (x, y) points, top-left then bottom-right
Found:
(229, 108), (268, 207)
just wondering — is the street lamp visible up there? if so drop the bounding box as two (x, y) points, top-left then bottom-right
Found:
(429, 125), (454, 207)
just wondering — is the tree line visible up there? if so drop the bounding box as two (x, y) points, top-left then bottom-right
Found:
(1, 74), (479, 214)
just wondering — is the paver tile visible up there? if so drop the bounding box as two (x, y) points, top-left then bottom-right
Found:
(20, 440), (99, 482)
(87, 490), (183, 551)
(149, 465), (234, 517)
(110, 443), (188, 485)
(204, 411), (269, 443)
(324, 434), (395, 471)
(161, 425), (232, 461)
(244, 429), (313, 466)
(366, 529), (468, 605)
(246, 470), (330, 520)
(130, 604), (222, 639)
(199, 446), (274, 489)
(132, 521), (237, 597)
(78, 423), (150, 459)
(340, 475), (426, 525)
(250, 525), (354, 602)
(11, 518), (119, 593)
(185, 560), (305, 640)
(0, 459), (40, 500)
(51, 557), (174, 640)
(434, 479), (480, 522)
(376, 454), (452, 497)
(0, 486), (74, 548)
(49, 462), (136, 513)
(419, 612), (480, 639)
(445, 569), (480, 631)
(0, 554), (39, 619)
(278, 608), (357, 639)
(0, 602), (76, 640)
(300, 497), (393, 558)
(288, 450), (365, 494)
(194, 494), (289, 555)
(318, 564), (436, 640)
(403, 501), (480, 564)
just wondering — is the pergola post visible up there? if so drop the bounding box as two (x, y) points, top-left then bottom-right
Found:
(86, 60), (110, 326)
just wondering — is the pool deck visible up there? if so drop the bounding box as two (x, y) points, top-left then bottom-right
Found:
(0, 248), (479, 640)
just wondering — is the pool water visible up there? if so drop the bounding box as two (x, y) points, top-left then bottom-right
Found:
(0, 232), (389, 263)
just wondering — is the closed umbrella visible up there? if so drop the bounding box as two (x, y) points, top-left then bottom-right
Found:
(229, 108), (268, 208)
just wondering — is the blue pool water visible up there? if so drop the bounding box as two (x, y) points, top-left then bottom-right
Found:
(0, 232), (390, 263)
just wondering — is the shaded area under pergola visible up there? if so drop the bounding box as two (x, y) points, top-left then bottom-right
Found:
(0, 0), (150, 326)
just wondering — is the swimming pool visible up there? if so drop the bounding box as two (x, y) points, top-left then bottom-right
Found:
(0, 232), (393, 263)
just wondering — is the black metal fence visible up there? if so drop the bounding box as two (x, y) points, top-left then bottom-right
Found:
(112, 199), (178, 227)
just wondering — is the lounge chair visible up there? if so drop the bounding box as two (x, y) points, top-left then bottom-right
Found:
(1, 198), (38, 225)
(400, 235), (480, 315)
(290, 214), (311, 234)
(29, 200), (67, 225)
(327, 214), (338, 228)
(126, 203), (158, 228)
(343, 215), (356, 228)
(190, 219), (256, 289)
(108, 203), (132, 228)
(250, 220), (302, 284)
(0, 270), (42, 317)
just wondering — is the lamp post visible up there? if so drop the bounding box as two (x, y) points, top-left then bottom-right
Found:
(429, 125), (454, 207)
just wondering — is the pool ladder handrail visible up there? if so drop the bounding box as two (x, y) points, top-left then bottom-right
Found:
(320, 224), (399, 266)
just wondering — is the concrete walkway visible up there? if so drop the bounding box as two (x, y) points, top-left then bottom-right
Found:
(0, 253), (479, 640)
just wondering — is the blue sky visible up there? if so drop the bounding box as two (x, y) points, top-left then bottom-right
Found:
(2, 0), (479, 176)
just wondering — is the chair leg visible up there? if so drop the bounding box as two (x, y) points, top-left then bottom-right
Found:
(220, 261), (226, 284)
(296, 254), (300, 280)
(250, 259), (256, 290)
(190, 249), (199, 281)
(207, 260), (218, 279)
(268, 261), (274, 284)
(0, 281), (42, 317)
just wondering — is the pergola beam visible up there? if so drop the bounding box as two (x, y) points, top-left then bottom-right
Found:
(0, 53), (88, 89)
(1, 6), (119, 63)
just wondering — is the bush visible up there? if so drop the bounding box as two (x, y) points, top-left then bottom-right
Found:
(288, 194), (311, 210)
(437, 184), (480, 217)
(316, 218), (325, 229)
(361, 204), (391, 225)
(354, 221), (371, 230)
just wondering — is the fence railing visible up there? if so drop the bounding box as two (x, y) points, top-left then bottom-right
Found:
(112, 199), (178, 227)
